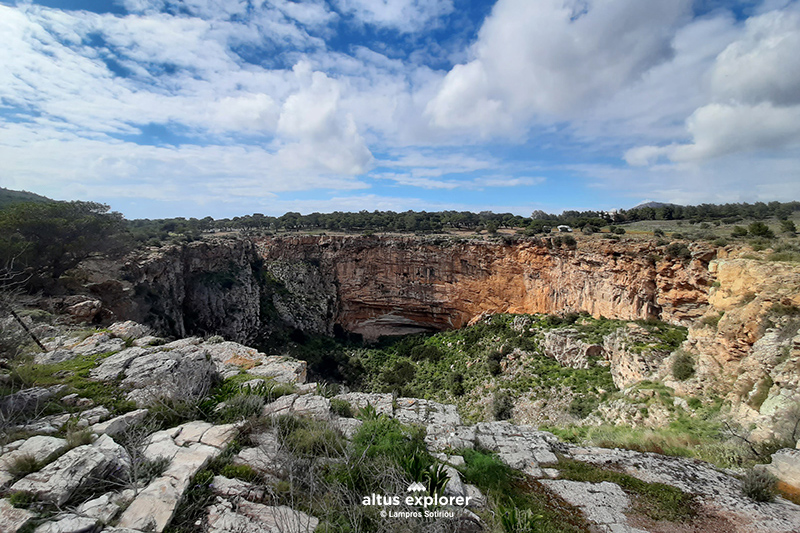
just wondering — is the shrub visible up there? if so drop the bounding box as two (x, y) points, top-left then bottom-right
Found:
(665, 243), (691, 260)
(741, 468), (777, 502)
(352, 416), (424, 463)
(277, 416), (345, 457)
(137, 456), (170, 483)
(459, 448), (515, 493)
(700, 313), (722, 329)
(653, 229), (665, 237)
(672, 351), (695, 381)
(448, 372), (465, 397)
(780, 219), (796, 234)
(6, 454), (39, 478)
(66, 428), (94, 448)
(213, 394), (264, 423)
(8, 491), (36, 509)
(499, 505), (543, 533)
(491, 391), (514, 421)
(569, 395), (599, 419)
(219, 463), (259, 482)
(378, 359), (416, 394)
(748, 221), (774, 239)
(330, 398), (354, 418)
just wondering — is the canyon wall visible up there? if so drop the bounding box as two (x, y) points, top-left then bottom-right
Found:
(116, 235), (715, 343)
(254, 235), (715, 340)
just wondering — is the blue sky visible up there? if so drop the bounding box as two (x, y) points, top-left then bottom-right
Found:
(1, 0), (799, 219)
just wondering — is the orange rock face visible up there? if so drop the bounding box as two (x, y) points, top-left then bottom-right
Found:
(255, 236), (715, 339)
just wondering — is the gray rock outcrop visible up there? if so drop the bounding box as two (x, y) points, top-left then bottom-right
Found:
(11, 435), (131, 506)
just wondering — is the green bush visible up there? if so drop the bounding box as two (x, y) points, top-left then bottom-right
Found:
(277, 416), (345, 457)
(137, 457), (170, 484)
(491, 391), (514, 421)
(6, 454), (39, 477)
(741, 468), (777, 502)
(672, 352), (695, 381)
(448, 372), (465, 397)
(213, 394), (264, 423)
(351, 416), (424, 463)
(748, 221), (774, 239)
(330, 398), (354, 418)
(219, 463), (259, 482)
(665, 243), (691, 260)
(499, 505), (543, 533)
(8, 491), (36, 509)
(780, 219), (796, 234)
(569, 395), (598, 419)
(459, 448), (515, 493)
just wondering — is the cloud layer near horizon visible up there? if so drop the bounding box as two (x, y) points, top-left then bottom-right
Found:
(1, 0), (798, 218)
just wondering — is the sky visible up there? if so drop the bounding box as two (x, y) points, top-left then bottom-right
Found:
(1, 0), (799, 220)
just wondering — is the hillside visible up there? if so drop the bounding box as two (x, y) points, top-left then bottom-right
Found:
(0, 188), (53, 210)
(1, 321), (799, 532)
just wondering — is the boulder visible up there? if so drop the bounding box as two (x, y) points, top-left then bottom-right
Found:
(0, 498), (35, 533)
(473, 422), (559, 477)
(11, 435), (131, 506)
(0, 386), (64, 418)
(291, 395), (330, 420)
(108, 321), (151, 340)
(76, 493), (124, 523)
(332, 392), (393, 416)
(90, 347), (149, 381)
(394, 397), (461, 426)
(207, 499), (318, 533)
(540, 480), (647, 533)
(210, 475), (266, 501)
(0, 435), (68, 487)
(542, 329), (604, 369)
(118, 421), (238, 533)
(246, 356), (308, 384)
(65, 299), (103, 323)
(121, 346), (218, 406)
(91, 409), (149, 437)
(762, 448), (800, 490)
(33, 513), (99, 533)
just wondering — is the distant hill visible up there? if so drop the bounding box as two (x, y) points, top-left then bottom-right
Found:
(632, 201), (681, 209)
(0, 187), (53, 210)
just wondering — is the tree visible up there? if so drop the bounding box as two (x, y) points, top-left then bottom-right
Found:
(748, 221), (774, 239)
(780, 219), (796, 234)
(0, 201), (125, 282)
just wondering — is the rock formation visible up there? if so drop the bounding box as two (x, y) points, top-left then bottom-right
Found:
(108, 236), (715, 343)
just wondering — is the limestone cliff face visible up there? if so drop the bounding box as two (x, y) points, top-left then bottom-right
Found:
(676, 257), (800, 438)
(118, 235), (715, 343)
(120, 239), (264, 343)
(255, 236), (714, 340)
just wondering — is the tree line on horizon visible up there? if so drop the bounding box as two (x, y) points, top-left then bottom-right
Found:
(0, 193), (798, 290)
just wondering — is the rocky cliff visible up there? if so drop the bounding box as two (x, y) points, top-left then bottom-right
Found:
(253, 235), (715, 340)
(111, 235), (717, 343)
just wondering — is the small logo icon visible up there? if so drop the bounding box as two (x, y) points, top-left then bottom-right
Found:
(406, 482), (426, 492)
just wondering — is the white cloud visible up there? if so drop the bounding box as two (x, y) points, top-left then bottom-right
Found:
(333, 0), (454, 33)
(276, 62), (374, 174)
(0, 122), (369, 201)
(626, 4), (800, 165)
(427, 0), (692, 135)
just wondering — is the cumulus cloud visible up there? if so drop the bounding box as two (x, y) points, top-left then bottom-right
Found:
(626, 4), (800, 166)
(276, 62), (374, 174)
(333, 0), (454, 33)
(427, 0), (692, 134)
